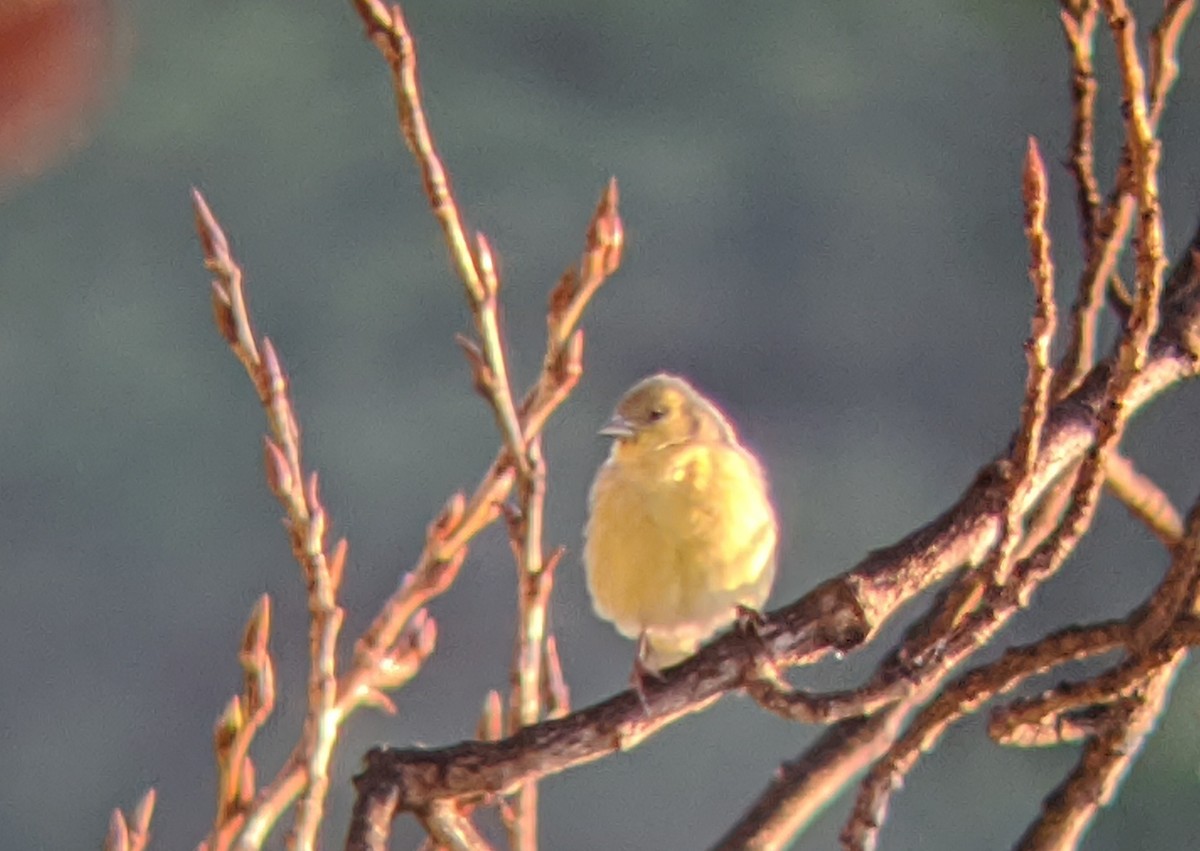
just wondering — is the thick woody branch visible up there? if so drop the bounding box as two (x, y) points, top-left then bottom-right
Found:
(346, 322), (1200, 823)
(842, 483), (1200, 850)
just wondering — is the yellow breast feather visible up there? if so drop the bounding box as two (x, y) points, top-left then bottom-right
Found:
(583, 373), (778, 672)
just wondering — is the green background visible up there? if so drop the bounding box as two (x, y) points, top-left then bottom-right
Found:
(2, 1), (1200, 848)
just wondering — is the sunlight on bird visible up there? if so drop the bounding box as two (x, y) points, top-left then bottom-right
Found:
(584, 373), (778, 688)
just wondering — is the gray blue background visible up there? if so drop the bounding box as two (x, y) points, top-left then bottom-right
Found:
(2, 1), (1200, 848)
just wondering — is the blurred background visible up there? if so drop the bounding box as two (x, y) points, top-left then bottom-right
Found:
(2, 0), (1200, 848)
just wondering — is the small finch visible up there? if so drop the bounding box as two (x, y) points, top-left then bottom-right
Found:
(584, 373), (778, 682)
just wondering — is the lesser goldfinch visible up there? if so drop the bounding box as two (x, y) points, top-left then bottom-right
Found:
(584, 373), (778, 679)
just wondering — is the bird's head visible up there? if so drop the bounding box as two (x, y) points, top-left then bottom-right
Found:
(600, 373), (735, 452)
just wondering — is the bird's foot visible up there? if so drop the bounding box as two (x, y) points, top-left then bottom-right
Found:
(734, 604), (767, 636)
(630, 634), (665, 713)
(734, 605), (783, 684)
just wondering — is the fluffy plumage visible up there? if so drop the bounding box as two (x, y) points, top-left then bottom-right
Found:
(584, 373), (778, 670)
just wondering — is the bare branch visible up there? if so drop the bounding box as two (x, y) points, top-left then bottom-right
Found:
(1103, 452), (1185, 546)
(1016, 652), (1185, 850)
(420, 802), (496, 851)
(347, 308), (1199, 816)
(195, 194), (347, 851)
(104, 789), (156, 851)
(843, 622), (1130, 850)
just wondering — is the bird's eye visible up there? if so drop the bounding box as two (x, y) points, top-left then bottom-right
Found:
(647, 407), (667, 422)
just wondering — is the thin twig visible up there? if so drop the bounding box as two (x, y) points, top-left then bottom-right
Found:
(421, 802), (497, 851)
(1015, 652), (1186, 850)
(710, 709), (909, 851)
(331, 6), (622, 849)
(338, 179), (620, 849)
(1130, 489), (1200, 648)
(355, 0), (527, 472)
(196, 193), (443, 850)
(990, 638), (1182, 747)
(842, 622), (1130, 850)
(744, 26), (1197, 833)
(1055, 0), (1105, 398)
(195, 193), (346, 851)
(979, 138), (1059, 592)
(205, 596), (276, 850)
(104, 789), (156, 851)
(748, 140), (1059, 730)
(1059, 1), (1101, 253)
(507, 434), (550, 850)
(1050, 0), (1192, 398)
(1103, 452), (1185, 547)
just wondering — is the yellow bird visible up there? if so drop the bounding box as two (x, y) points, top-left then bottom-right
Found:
(584, 373), (778, 678)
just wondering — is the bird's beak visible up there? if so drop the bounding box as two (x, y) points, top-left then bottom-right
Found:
(599, 414), (635, 439)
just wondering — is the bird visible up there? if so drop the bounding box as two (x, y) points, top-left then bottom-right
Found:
(583, 373), (778, 688)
